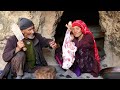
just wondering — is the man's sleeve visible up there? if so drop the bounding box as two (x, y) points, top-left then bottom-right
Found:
(2, 38), (16, 62)
(37, 33), (53, 48)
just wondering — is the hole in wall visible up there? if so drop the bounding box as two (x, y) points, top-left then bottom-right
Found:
(54, 11), (105, 59)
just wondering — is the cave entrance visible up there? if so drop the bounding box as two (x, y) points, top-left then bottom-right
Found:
(54, 11), (105, 60)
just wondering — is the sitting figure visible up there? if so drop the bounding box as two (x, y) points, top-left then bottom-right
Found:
(55, 20), (100, 77)
(0, 18), (57, 79)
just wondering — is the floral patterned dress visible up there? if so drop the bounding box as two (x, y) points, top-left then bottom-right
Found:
(70, 34), (100, 77)
(55, 33), (100, 77)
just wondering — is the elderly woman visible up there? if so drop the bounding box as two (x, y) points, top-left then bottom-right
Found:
(55, 20), (100, 77)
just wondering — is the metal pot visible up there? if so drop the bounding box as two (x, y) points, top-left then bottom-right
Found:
(99, 67), (120, 79)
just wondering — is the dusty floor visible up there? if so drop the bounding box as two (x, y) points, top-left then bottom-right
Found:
(17, 65), (103, 79)
(0, 48), (107, 79)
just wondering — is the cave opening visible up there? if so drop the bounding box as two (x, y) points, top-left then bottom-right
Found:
(54, 11), (105, 59)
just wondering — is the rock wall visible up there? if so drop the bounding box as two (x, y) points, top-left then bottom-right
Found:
(0, 11), (63, 70)
(99, 11), (120, 67)
(1, 11), (120, 70)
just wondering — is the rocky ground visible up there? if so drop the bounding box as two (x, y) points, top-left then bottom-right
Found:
(17, 57), (106, 79)
(0, 48), (107, 79)
(13, 65), (103, 79)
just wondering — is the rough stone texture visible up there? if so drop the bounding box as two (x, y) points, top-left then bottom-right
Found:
(1, 11), (120, 79)
(99, 11), (120, 67)
(0, 50), (6, 70)
(0, 11), (63, 70)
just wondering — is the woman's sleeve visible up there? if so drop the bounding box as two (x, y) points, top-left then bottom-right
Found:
(79, 34), (94, 49)
(77, 34), (99, 76)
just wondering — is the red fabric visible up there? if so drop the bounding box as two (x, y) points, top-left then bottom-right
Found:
(72, 20), (100, 67)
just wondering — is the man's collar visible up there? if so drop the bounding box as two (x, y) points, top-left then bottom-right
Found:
(33, 36), (39, 46)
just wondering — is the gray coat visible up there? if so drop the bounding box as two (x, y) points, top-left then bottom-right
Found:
(0, 33), (52, 79)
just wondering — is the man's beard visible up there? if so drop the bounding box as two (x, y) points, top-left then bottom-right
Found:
(28, 34), (35, 39)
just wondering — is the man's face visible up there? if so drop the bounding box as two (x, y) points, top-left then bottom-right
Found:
(22, 25), (35, 39)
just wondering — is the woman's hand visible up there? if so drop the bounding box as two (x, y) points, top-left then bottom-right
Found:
(65, 21), (73, 31)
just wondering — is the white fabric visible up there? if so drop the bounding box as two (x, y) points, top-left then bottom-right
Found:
(62, 29), (77, 69)
(11, 23), (24, 40)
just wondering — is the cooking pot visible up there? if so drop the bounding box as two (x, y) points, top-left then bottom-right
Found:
(99, 67), (120, 79)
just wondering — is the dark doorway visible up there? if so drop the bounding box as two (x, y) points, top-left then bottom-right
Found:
(54, 11), (105, 59)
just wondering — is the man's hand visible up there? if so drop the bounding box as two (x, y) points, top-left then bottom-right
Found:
(15, 40), (25, 53)
(49, 40), (57, 49)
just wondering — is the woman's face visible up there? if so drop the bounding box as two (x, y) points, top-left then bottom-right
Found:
(72, 26), (82, 38)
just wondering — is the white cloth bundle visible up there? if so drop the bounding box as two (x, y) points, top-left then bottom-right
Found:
(11, 23), (24, 41)
(62, 29), (77, 69)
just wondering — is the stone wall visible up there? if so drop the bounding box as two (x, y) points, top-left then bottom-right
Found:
(0, 11), (63, 70)
(1, 11), (120, 70)
(99, 11), (120, 67)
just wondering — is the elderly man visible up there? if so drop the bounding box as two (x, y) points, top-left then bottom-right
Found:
(0, 18), (57, 79)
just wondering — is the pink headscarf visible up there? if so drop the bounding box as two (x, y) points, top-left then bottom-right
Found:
(72, 20), (100, 65)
